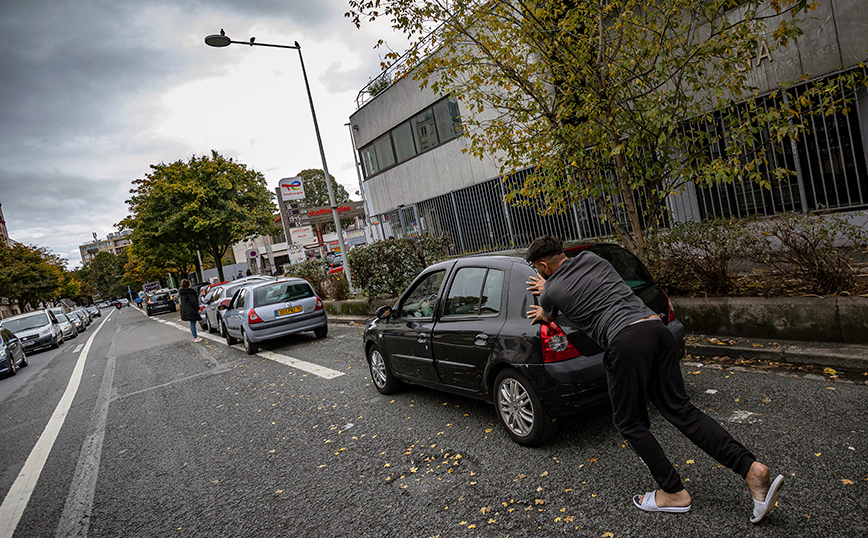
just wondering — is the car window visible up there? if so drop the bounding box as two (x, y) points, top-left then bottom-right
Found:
(399, 270), (446, 319)
(569, 246), (654, 289)
(151, 293), (171, 301)
(443, 267), (486, 317)
(480, 269), (504, 314)
(254, 282), (315, 307)
(56, 314), (68, 322)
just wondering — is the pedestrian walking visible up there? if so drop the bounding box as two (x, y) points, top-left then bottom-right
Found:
(135, 295), (143, 309)
(178, 279), (202, 342)
(236, 270), (243, 280)
(524, 236), (783, 523)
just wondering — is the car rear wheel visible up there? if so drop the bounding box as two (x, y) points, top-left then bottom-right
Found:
(367, 344), (402, 394)
(314, 325), (328, 339)
(224, 323), (237, 345)
(6, 357), (17, 377)
(20, 353), (28, 367)
(205, 316), (215, 334)
(493, 368), (556, 447)
(242, 329), (258, 355)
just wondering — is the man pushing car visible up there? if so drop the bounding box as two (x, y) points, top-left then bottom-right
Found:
(524, 235), (783, 523)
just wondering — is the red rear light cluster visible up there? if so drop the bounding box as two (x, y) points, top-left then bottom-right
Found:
(540, 321), (581, 363)
(248, 309), (263, 324)
(662, 290), (676, 323)
(314, 297), (324, 311)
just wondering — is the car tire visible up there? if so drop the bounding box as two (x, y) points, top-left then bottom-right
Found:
(367, 344), (402, 394)
(242, 330), (258, 355)
(206, 316), (216, 334)
(224, 323), (237, 345)
(7, 357), (17, 377)
(314, 325), (328, 339)
(52, 334), (60, 349)
(493, 368), (556, 447)
(20, 354), (28, 368)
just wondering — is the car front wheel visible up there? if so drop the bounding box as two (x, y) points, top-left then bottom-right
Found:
(6, 357), (17, 377)
(367, 344), (402, 394)
(493, 368), (556, 447)
(242, 329), (258, 355)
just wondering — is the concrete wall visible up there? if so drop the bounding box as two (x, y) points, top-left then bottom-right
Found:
(672, 296), (868, 344)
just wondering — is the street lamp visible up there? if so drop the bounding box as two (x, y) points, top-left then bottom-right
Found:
(205, 30), (354, 291)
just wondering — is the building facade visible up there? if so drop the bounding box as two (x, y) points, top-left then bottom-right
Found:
(349, 1), (868, 255)
(79, 230), (133, 266)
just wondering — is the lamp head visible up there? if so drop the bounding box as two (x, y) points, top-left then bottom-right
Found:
(205, 33), (231, 47)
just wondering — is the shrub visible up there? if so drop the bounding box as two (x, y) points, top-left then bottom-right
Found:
(741, 212), (868, 295)
(644, 218), (746, 295)
(328, 271), (351, 300)
(348, 235), (451, 298)
(283, 258), (329, 298)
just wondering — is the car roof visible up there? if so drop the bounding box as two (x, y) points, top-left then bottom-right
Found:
(3, 310), (48, 320)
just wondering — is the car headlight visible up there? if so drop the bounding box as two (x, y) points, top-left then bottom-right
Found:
(0, 348), (6, 360)
(40, 325), (53, 337)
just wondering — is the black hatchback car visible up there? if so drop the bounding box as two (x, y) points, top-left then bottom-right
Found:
(1, 327), (28, 377)
(363, 243), (685, 446)
(146, 291), (177, 316)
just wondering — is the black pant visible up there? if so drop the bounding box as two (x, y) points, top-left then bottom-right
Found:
(604, 320), (755, 493)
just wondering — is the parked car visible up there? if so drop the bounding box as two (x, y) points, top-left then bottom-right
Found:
(0, 327), (27, 377)
(222, 278), (328, 355)
(86, 305), (100, 318)
(146, 291), (177, 316)
(0, 310), (63, 353)
(118, 298), (130, 307)
(362, 244), (685, 446)
(200, 276), (274, 335)
(74, 307), (91, 325)
(54, 313), (78, 340)
(67, 310), (86, 333)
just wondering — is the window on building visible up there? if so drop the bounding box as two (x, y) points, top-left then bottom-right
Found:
(373, 133), (396, 171)
(392, 121), (417, 163)
(434, 98), (462, 142)
(412, 108), (438, 152)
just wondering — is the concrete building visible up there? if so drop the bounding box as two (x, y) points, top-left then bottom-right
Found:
(349, 1), (868, 254)
(0, 202), (11, 248)
(79, 230), (133, 266)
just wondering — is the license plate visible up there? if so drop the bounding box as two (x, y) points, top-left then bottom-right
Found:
(275, 306), (303, 317)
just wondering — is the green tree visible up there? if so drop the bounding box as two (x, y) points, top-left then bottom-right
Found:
(296, 169), (351, 208)
(122, 150), (276, 281)
(347, 0), (865, 258)
(88, 251), (127, 298)
(0, 244), (65, 309)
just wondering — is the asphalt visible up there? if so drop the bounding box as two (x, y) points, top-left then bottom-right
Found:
(327, 315), (868, 377)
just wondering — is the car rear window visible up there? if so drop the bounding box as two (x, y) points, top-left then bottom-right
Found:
(151, 293), (171, 301)
(253, 282), (315, 307)
(566, 245), (654, 289)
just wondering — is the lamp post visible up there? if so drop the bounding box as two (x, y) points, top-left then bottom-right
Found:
(205, 31), (353, 291)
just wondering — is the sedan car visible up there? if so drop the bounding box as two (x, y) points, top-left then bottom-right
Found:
(200, 276), (275, 334)
(1, 310), (63, 353)
(54, 313), (78, 340)
(67, 311), (86, 333)
(146, 291), (177, 316)
(222, 278), (328, 355)
(0, 327), (28, 377)
(363, 243), (685, 446)
(86, 305), (101, 318)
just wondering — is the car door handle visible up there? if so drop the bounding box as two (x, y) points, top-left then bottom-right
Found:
(474, 333), (489, 346)
(417, 333), (429, 344)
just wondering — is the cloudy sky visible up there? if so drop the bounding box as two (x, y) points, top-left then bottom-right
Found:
(0, 0), (405, 267)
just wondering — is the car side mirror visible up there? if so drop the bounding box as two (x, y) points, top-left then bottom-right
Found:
(375, 305), (392, 320)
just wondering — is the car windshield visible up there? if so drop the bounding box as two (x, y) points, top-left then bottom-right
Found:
(2, 314), (48, 332)
(253, 282), (315, 307)
(56, 314), (69, 322)
(151, 293), (171, 301)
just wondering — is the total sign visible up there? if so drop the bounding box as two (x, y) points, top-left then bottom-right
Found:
(279, 176), (305, 201)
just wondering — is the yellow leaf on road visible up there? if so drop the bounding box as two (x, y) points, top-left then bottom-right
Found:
(841, 479), (854, 485)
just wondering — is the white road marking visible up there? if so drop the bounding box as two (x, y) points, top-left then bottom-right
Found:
(55, 355), (116, 537)
(143, 312), (344, 379)
(0, 312), (112, 538)
(73, 344), (83, 353)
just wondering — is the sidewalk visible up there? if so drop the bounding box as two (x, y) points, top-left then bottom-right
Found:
(328, 315), (868, 373)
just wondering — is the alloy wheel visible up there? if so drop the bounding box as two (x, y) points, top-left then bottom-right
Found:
(369, 349), (387, 388)
(497, 377), (534, 437)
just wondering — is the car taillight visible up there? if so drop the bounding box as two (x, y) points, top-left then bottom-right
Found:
(540, 321), (581, 363)
(198, 305), (206, 313)
(248, 309), (263, 324)
(662, 290), (676, 323)
(315, 297), (324, 311)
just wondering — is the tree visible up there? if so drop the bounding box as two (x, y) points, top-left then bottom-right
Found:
(0, 243), (65, 309)
(122, 151), (277, 281)
(88, 251), (127, 298)
(296, 169), (351, 208)
(296, 169), (353, 233)
(347, 1), (865, 258)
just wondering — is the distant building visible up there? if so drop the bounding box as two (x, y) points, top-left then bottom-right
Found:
(0, 202), (11, 248)
(79, 230), (133, 266)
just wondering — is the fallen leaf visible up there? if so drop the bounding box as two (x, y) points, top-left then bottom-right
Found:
(481, 506), (492, 514)
(762, 397), (772, 403)
(565, 516), (575, 523)
(587, 458), (598, 463)
(815, 452), (821, 457)
(535, 499), (546, 505)
(540, 471), (549, 477)
(841, 479), (854, 485)
(824, 367), (837, 375)
(603, 533), (614, 538)
(686, 460), (695, 464)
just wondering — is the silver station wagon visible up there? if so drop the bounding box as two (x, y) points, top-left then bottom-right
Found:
(222, 278), (328, 355)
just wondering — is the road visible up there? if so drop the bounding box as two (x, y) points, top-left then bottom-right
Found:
(1, 306), (866, 537)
